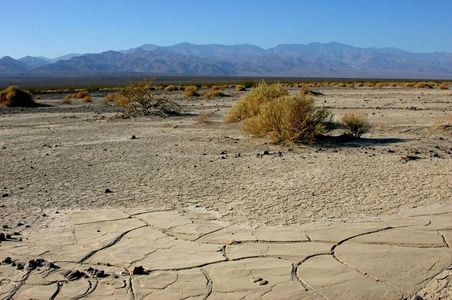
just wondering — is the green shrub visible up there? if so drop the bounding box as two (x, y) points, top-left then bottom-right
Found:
(225, 81), (288, 123)
(241, 95), (333, 144)
(341, 110), (371, 138)
(0, 86), (36, 107)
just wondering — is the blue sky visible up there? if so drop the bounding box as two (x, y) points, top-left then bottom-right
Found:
(1, 0), (451, 59)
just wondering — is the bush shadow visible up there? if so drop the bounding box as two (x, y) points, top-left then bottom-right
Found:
(315, 134), (410, 148)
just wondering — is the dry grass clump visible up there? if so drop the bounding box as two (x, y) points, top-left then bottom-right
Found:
(241, 95), (333, 144)
(404, 82), (416, 88)
(104, 92), (131, 107)
(62, 94), (73, 104)
(74, 90), (89, 99)
(235, 85), (246, 91)
(225, 81), (288, 123)
(202, 89), (226, 99)
(431, 114), (452, 130)
(438, 83), (449, 90)
(416, 82), (432, 89)
(196, 109), (219, 124)
(0, 86), (36, 107)
(341, 110), (371, 138)
(183, 86), (199, 98)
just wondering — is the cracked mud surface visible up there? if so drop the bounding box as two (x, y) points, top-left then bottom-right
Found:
(1, 206), (451, 299)
(1, 86), (451, 299)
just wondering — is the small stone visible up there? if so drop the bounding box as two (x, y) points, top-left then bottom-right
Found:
(0, 233), (5, 241)
(249, 277), (262, 283)
(411, 295), (424, 300)
(132, 266), (146, 275)
(2, 225), (8, 229)
(263, 150), (270, 155)
(25, 260), (37, 271)
(65, 270), (85, 281)
(131, 135), (137, 139)
(2, 193), (8, 198)
(258, 280), (269, 285)
(17, 222), (24, 226)
(3, 257), (12, 264)
(105, 189), (113, 193)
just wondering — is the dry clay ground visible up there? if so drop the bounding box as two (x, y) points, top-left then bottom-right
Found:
(0, 86), (451, 299)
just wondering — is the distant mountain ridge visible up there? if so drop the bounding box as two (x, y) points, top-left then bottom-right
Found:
(1, 42), (451, 79)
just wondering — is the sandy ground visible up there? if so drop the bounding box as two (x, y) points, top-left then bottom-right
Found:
(0, 86), (451, 299)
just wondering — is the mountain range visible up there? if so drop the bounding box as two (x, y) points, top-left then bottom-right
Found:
(1, 42), (451, 79)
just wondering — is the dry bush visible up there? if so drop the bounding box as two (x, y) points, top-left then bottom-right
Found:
(431, 114), (452, 130)
(104, 92), (130, 107)
(416, 82), (432, 89)
(241, 95), (333, 144)
(225, 81), (288, 123)
(375, 83), (384, 89)
(74, 90), (90, 99)
(438, 83), (449, 90)
(81, 95), (92, 103)
(62, 94), (73, 104)
(389, 82), (399, 87)
(364, 82), (375, 87)
(196, 109), (219, 124)
(164, 85), (177, 92)
(0, 86), (36, 107)
(202, 89), (226, 99)
(120, 77), (179, 117)
(355, 82), (364, 87)
(341, 110), (371, 138)
(235, 85), (246, 91)
(183, 86), (199, 98)
(404, 82), (416, 88)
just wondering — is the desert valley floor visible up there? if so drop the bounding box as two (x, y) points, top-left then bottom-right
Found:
(0, 85), (451, 299)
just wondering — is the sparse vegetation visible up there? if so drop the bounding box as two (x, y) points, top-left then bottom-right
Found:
(196, 109), (219, 124)
(341, 110), (371, 138)
(416, 82), (432, 89)
(183, 86), (199, 98)
(241, 95), (333, 144)
(120, 77), (179, 117)
(438, 83), (448, 90)
(235, 85), (246, 91)
(104, 92), (131, 107)
(225, 81), (332, 143)
(202, 88), (226, 99)
(225, 81), (288, 123)
(431, 114), (452, 130)
(62, 94), (73, 104)
(0, 86), (36, 107)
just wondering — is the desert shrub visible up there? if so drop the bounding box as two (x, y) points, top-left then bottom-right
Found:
(235, 85), (246, 91)
(375, 83), (384, 89)
(202, 89), (226, 99)
(225, 81), (288, 123)
(183, 86), (199, 98)
(240, 79), (258, 88)
(164, 85), (177, 92)
(438, 83), (448, 90)
(341, 110), (371, 138)
(0, 86), (36, 107)
(120, 77), (179, 117)
(74, 90), (90, 99)
(104, 92), (130, 107)
(81, 95), (92, 103)
(416, 82), (432, 89)
(241, 95), (333, 144)
(196, 109), (219, 124)
(404, 82), (416, 88)
(431, 114), (452, 130)
(62, 94), (73, 104)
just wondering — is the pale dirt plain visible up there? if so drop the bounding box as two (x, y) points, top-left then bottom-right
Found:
(0, 84), (451, 299)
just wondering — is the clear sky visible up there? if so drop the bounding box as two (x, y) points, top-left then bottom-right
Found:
(1, 0), (451, 59)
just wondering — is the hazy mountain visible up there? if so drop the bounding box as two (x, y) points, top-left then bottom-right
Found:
(1, 42), (451, 79)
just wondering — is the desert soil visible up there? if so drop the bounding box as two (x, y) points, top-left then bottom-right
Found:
(0, 85), (451, 299)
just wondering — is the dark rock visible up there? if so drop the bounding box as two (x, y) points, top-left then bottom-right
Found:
(220, 151), (227, 155)
(16, 263), (24, 270)
(132, 266), (147, 275)
(2, 225), (8, 229)
(6, 234), (11, 239)
(25, 260), (37, 271)
(17, 222), (24, 226)
(131, 135), (137, 139)
(65, 270), (85, 281)
(105, 189), (113, 193)
(387, 149), (395, 153)
(95, 270), (107, 277)
(2, 193), (8, 198)
(13, 232), (20, 236)
(3, 257), (12, 264)
(263, 150), (270, 155)
(0, 233), (5, 241)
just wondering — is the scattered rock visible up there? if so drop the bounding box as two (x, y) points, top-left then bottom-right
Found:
(25, 260), (37, 271)
(411, 295), (424, 300)
(2, 193), (8, 198)
(2, 225), (8, 229)
(132, 266), (147, 275)
(0, 233), (5, 241)
(105, 189), (113, 193)
(65, 270), (86, 281)
(401, 155), (422, 163)
(3, 257), (12, 264)
(131, 135), (137, 139)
